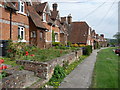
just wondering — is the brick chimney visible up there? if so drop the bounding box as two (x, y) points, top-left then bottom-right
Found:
(67, 14), (72, 24)
(100, 34), (104, 38)
(96, 34), (99, 39)
(61, 17), (66, 23)
(53, 3), (58, 11)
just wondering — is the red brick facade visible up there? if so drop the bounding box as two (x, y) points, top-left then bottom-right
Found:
(0, 1), (29, 43)
(0, 1), (107, 49)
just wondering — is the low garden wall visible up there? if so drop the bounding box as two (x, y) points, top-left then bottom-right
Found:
(1, 69), (39, 88)
(1, 49), (83, 88)
(16, 49), (83, 80)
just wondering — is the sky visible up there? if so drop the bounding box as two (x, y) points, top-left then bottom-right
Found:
(41, 0), (118, 39)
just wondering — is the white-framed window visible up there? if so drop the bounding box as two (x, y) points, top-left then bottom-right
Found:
(18, 26), (25, 40)
(31, 31), (36, 38)
(43, 13), (46, 22)
(55, 33), (58, 42)
(18, 0), (24, 13)
(40, 32), (43, 40)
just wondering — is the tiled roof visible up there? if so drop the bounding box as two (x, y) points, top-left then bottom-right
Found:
(33, 2), (47, 13)
(52, 26), (59, 32)
(27, 6), (46, 29)
(4, 2), (18, 11)
(68, 22), (89, 44)
(50, 11), (59, 20)
(47, 15), (54, 25)
(43, 22), (51, 30)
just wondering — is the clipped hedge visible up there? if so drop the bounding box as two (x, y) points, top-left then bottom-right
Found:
(52, 42), (63, 46)
(83, 45), (92, 55)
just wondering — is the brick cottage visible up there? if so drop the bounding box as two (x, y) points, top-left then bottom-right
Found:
(0, 0), (107, 51)
(0, 1), (69, 49)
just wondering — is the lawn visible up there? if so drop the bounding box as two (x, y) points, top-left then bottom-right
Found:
(91, 47), (118, 88)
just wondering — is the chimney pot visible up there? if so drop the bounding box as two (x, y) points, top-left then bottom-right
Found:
(53, 3), (58, 11)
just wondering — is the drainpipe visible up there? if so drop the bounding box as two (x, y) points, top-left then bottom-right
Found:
(10, 9), (12, 40)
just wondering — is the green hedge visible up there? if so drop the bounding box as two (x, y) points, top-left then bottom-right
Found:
(83, 45), (92, 55)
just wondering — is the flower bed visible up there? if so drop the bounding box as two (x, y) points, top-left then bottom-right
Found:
(16, 49), (83, 80)
(6, 41), (69, 62)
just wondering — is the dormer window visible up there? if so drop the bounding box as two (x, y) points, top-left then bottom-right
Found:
(18, 0), (24, 13)
(43, 13), (46, 22)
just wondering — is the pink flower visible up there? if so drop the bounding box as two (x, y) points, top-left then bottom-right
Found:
(0, 59), (4, 63)
(30, 54), (35, 57)
(25, 53), (29, 56)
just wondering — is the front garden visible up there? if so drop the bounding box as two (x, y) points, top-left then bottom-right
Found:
(1, 41), (92, 66)
(0, 40), (93, 88)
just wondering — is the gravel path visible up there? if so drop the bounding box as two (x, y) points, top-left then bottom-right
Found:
(59, 49), (102, 88)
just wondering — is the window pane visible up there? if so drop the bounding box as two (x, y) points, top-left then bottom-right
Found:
(21, 31), (23, 39)
(18, 2), (20, 11)
(21, 6), (23, 12)
(40, 32), (43, 39)
(55, 33), (58, 41)
(18, 27), (20, 39)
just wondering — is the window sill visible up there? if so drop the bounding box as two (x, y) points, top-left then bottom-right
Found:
(55, 41), (59, 42)
(18, 39), (27, 42)
(17, 11), (27, 16)
(43, 20), (47, 23)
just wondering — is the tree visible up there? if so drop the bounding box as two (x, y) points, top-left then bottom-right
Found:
(113, 32), (120, 44)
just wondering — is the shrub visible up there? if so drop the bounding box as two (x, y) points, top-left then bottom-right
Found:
(67, 41), (72, 46)
(52, 30), (55, 42)
(74, 43), (79, 47)
(52, 42), (62, 46)
(83, 45), (92, 55)
(48, 65), (66, 87)
(79, 44), (86, 47)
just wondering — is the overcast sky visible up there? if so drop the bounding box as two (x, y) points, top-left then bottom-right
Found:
(42, 0), (118, 39)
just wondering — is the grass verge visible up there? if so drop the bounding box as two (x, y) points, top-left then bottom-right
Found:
(91, 48), (118, 88)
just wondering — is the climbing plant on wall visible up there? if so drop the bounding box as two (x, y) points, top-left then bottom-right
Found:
(52, 30), (55, 42)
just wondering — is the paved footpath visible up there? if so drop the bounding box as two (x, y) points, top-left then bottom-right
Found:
(59, 49), (103, 88)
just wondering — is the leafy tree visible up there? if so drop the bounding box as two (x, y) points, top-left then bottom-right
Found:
(113, 32), (120, 44)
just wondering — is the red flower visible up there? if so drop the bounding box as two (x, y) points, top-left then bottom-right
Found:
(25, 51), (29, 56)
(7, 49), (12, 52)
(26, 51), (29, 54)
(25, 53), (29, 56)
(30, 54), (35, 57)
(2, 65), (7, 69)
(60, 50), (62, 54)
(0, 59), (4, 63)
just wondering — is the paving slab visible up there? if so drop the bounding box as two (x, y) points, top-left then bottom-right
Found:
(59, 49), (102, 88)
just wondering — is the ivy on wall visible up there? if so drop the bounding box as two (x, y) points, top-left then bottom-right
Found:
(52, 30), (55, 42)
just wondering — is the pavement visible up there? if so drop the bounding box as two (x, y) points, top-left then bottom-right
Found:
(59, 49), (102, 88)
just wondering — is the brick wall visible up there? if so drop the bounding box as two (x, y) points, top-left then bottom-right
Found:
(16, 49), (83, 80)
(0, 3), (29, 42)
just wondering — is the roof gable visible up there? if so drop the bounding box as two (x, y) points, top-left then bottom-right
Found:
(33, 2), (47, 13)
(68, 22), (90, 44)
(27, 6), (46, 29)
